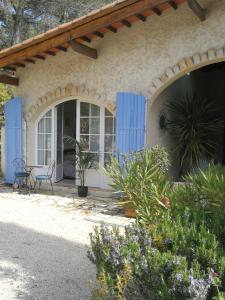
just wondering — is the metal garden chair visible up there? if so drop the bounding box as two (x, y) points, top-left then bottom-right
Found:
(34, 160), (55, 194)
(12, 158), (31, 194)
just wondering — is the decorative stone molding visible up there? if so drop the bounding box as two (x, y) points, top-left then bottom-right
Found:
(148, 46), (225, 105)
(25, 83), (115, 121)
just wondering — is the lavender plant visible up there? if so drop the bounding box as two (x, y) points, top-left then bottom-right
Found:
(88, 223), (222, 300)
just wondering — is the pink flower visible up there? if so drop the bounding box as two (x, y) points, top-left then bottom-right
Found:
(211, 271), (218, 278)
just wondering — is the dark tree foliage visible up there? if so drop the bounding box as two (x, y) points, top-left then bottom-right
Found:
(0, 0), (113, 48)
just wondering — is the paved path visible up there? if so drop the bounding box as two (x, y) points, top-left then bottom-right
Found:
(0, 187), (129, 300)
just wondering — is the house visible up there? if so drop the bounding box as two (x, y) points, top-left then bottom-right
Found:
(0, 0), (224, 189)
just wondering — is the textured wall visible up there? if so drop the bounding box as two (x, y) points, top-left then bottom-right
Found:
(13, 0), (225, 178)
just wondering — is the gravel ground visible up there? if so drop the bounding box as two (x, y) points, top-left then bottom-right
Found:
(0, 187), (130, 300)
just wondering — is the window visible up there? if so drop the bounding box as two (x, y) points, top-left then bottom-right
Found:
(80, 103), (100, 167)
(37, 110), (52, 165)
(104, 108), (115, 166)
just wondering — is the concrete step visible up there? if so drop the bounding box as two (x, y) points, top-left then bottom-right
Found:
(40, 182), (114, 199)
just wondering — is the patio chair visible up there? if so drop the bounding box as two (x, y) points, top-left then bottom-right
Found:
(34, 160), (55, 194)
(12, 158), (31, 194)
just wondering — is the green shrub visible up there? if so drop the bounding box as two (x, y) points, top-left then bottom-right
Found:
(105, 147), (170, 216)
(147, 215), (225, 282)
(92, 150), (225, 299)
(171, 165), (225, 247)
(88, 223), (220, 300)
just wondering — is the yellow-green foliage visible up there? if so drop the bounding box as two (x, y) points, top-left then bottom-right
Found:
(0, 84), (13, 103)
(0, 84), (13, 125)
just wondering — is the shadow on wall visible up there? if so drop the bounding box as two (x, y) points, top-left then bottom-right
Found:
(0, 222), (96, 299)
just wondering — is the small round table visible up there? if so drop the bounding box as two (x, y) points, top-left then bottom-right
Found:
(25, 165), (43, 189)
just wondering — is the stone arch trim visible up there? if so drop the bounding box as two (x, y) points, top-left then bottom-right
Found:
(148, 46), (225, 105)
(25, 83), (115, 121)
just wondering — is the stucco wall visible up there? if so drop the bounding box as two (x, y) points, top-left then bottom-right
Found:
(13, 0), (225, 171)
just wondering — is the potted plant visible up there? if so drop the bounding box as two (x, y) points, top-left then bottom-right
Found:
(65, 137), (95, 197)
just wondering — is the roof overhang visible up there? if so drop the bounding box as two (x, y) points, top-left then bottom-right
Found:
(0, 0), (206, 85)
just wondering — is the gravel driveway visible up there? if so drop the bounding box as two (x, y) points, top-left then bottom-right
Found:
(0, 187), (129, 300)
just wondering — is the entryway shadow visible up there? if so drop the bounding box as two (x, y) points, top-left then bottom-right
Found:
(0, 222), (96, 300)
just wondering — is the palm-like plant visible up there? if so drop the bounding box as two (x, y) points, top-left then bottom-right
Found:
(166, 94), (224, 176)
(64, 136), (95, 186)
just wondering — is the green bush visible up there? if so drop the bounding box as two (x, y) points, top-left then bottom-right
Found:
(88, 223), (221, 300)
(171, 165), (225, 247)
(89, 150), (225, 299)
(105, 146), (170, 216)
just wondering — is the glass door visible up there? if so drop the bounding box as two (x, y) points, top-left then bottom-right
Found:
(55, 104), (63, 182)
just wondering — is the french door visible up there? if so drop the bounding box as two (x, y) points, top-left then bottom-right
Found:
(55, 105), (64, 182)
(52, 100), (115, 188)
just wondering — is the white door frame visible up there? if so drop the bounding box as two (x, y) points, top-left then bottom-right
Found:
(55, 105), (64, 182)
(35, 97), (114, 188)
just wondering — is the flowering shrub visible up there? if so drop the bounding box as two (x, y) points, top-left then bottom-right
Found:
(90, 149), (225, 299)
(105, 147), (170, 215)
(88, 223), (223, 300)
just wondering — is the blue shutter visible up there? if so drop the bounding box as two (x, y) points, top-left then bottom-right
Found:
(4, 97), (23, 184)
(116, 92), (146, 157)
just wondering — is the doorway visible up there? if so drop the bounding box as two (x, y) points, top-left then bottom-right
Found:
(37, 99), (115, 188)
(55, 100), (76, 182)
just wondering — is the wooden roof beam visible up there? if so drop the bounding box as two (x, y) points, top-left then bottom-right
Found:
(169, 1), (178, 10)
(107, 26), (117, 33)
(135, 13), (146, 22)
(0, 74), (19, 86)
(188, 0), (205, 21)
(25, 58), (35, 64)
(57, 45), (67, 52)
(34, 54), (46, 60)
(80, 36), (92, 43)
(14, 62), (25, 68)
(93, 31), (104, 38)
(45, 50), (56, 56)
(121, 20), (131, 27)
(152, 7), (162, 16)
(69, 39), (97, 59)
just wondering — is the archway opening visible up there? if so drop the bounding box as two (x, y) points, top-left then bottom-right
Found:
(149, 61), (225, 180)
(36, 99), (115, 188)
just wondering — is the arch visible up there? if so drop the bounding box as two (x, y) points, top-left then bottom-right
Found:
(25, 83), (115, 121)
(148, 46), (225, 106)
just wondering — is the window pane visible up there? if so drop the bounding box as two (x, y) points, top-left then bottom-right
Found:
(91, 104), (100, 116)
(90, 118), (100, 134)
(105, 135), (113, 152)
(105, 109), (112, 117)
(38, 118), (45, 133)
(38, 134), (45, 149)
(90, 135), (100, 152)
(45, 110), (52, 117)
(105, 117), (113, 134)
(92, 153), (99, 168)
(38, 150), (44, 165)
(80, 118), (89, 134)
(46, 150), (51, 165)
(45, 134), (52, 150)
(80, 102), (90, 116)
(45, 118), (52, 133)
(80, 135), (89, 151)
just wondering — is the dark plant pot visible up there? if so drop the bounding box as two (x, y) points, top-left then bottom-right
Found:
(78, 186), (88, 197)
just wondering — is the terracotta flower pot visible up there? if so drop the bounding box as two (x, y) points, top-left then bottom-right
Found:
(124, 207), (137, 218)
